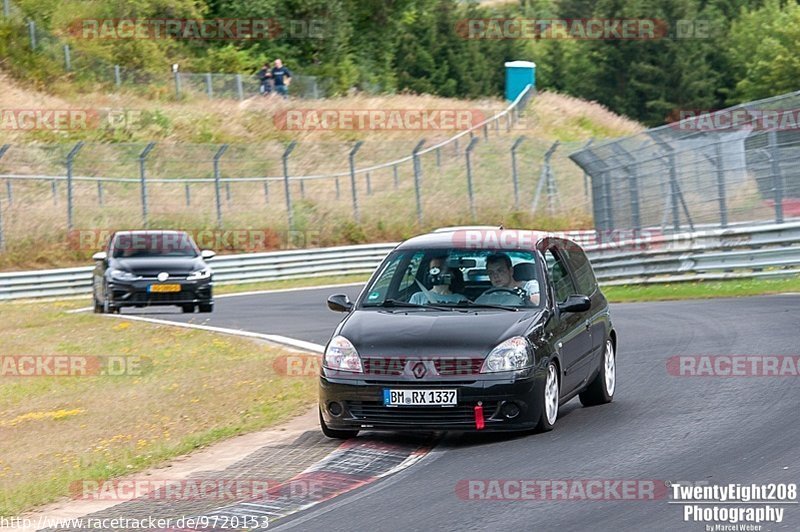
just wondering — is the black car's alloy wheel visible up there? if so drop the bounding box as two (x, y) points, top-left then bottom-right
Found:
(579, 338), (616, 407)
(535, 361), (559, 432)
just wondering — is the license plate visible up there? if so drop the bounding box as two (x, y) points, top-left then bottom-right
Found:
(383, 389), (457, 407)
(148, 284), (181, 293)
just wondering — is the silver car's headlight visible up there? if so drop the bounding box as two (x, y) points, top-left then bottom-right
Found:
(481, 336), (533, 373)
(324, 336), (363, 373)
(109, 268), (140, 282)
(187, 267), (212, 280)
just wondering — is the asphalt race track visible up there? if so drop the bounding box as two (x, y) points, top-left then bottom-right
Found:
(123, 289), (800, 531)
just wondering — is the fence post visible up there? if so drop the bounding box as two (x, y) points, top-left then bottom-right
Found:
(263, 179), (269, 203)
(412, 140), (426, 225)
(138, 142), (156, 227)
(510, 136), (525, 210)
(282, 142), (297, 229)
(65, 142), (84, 231)
(97, 180), (103, 206)
(174, 70), (181, 98)
(0, 145), (10, 205)
(52, 180), (57, 204)
(0, 144), (8, 250)
(213, 144), (228, 227)
(768, 130), (784, 223)
(610, 144), (641, 232)
(392, 165), (399, 189)
(185, 183), (191, 206)
(532, 142), (559, 215)
(235, 74), (244, 101)
(713, 144), (728, 228)
(63, 44), (71, 71)
(482, 124), (488, 141)
(334, 177), (340, 200)
(205, 73), (213, 98)
(435, 147), (441, 168)
(28, 20), (35, 50)
(465, 137), (480, 222)
(114, 65), (122, 88)
(348, 141), (363, 223)
(581, 139), (594, 200)
(365, 172), (372, 195)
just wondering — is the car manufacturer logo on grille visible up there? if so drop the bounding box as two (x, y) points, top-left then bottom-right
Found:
(157, 272), (169, 281)
(411, 362), (427, 379)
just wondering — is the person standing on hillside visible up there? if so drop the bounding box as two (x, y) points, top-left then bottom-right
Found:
(271, 59), (292, 99)
(256, 62), (273, 96)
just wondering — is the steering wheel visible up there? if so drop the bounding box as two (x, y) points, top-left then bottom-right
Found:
(481, 287), (525, 298)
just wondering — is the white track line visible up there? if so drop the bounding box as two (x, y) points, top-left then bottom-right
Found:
(66, 281), (364, 314)
(101, 313), (324, 353)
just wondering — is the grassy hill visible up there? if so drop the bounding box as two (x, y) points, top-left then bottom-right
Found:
(0, 71), (642, 271)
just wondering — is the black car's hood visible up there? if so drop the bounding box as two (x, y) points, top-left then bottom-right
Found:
(338, 309), (544, 358)
(111, 257), (204, 276)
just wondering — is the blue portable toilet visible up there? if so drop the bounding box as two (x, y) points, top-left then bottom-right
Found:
(505, 61), (536, 101)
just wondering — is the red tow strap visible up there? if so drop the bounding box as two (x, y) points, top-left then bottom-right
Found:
(474, 403), (485, 430)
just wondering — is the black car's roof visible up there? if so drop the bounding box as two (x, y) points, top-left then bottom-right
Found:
(113, 230), (189, 236)
(395, 228), (577, 251)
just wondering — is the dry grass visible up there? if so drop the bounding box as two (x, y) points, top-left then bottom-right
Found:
(0, 299), (316, 516)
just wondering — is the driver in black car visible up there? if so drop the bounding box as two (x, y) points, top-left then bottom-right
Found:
(485, 253), (540, 305)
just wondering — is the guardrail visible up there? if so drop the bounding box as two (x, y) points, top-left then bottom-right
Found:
(0, 224), (798, 301)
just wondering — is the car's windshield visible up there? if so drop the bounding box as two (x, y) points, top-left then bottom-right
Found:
(111, 233), (199, 258)
(361, 248), (542, 309)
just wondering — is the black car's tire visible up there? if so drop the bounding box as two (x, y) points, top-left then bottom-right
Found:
(198, 303), (213, 313)
(319, 410), (359, 439)
(181, 304), (195, 313)
(580, 338), (616, 407)
(102, 296), (119, 314)
(535, 361), (559, 432)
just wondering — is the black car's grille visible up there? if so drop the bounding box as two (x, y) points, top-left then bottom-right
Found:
(361, 357), (485, 376)
(348, 401), (500, 425)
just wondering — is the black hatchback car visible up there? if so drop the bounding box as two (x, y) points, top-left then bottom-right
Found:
(91, 230), (215, 314)
(319, 228), (616, 439)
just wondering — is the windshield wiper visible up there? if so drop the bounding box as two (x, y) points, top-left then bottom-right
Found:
(363, 299), (457, 311)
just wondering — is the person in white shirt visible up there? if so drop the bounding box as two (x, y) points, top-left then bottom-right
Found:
(485, 253), (540, 306)
(409, 256), (468, 305)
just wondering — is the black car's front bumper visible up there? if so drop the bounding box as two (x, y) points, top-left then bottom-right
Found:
(106, 278), (213, 308)
(319, 367), (547, 433)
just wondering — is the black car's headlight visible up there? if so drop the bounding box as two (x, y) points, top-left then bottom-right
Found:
(324, 336), (363, 373)
(187, 267), (212, 280)
(481, 336), (533, 373)
(109, 268), (141, 282)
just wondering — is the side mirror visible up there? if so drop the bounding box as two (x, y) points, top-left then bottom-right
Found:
(92, 251), (107, 262)
(558, 294), (591, 313)
(201, 250), (216, 259)
(327, 293), (353, 313)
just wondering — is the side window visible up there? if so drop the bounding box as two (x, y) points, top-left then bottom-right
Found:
(397, 252), (425, 294)
(544, 248), (574, 304)
(563, 247), (598, 295)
